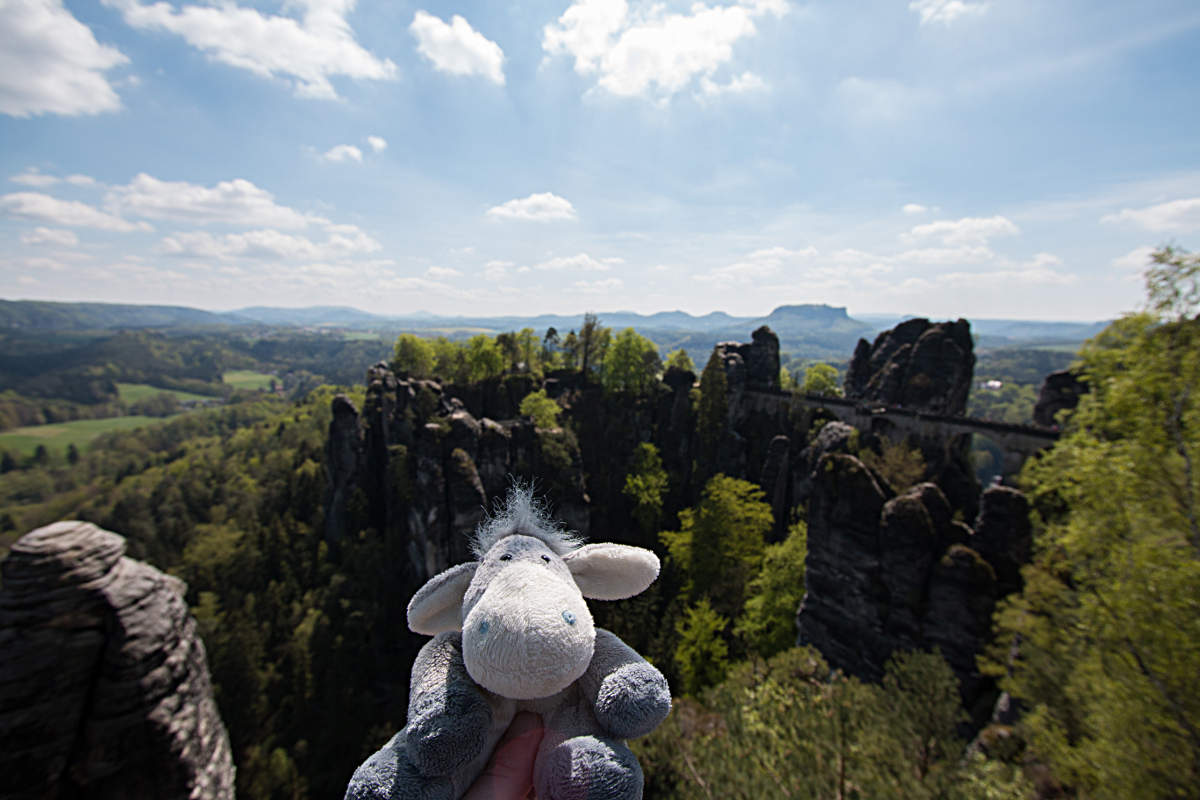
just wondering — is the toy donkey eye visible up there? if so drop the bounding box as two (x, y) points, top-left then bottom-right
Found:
(499, 554), (512, 561)
(541, 555), (551, 563)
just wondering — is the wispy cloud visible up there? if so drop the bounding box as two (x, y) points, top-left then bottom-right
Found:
(105, 173), (323, 228)
(487, 192), (578, 222)
(908, 0), (988, 27)
(410, 11), (505, 85)
(323, 144), (363, 164)
(543, 0), (787, 100)
(1102, 197), (1200, 234)
(0, 0), (127, 117)
(1, 191), (148, 232)
(101, 0), (396, 99)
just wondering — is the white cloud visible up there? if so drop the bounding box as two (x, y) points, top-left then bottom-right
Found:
(908, 0), (989, 26)
(902, 203), (927, 215)
(426, 266), (463, 279)
(410, 11), (505, 85)
(487, 192), (578, 222)
(895, 245), (996, 265)
(105, 173), (321, 228)
(698, 245), (819, 287)
(101, 0), (397, 99)
(0, 0), (127, 117)
(1102, 197), (1200, 233)
(65, 174), (97, 186)
(160, 226), (380, 260)
(483, 259), (513, 281)
(11, 168), (60, 187)
(905, 215), (1019, 245)
(323, 144), (364, 163)
(1, 192), (148, 231)
(1112, 245), (1156, 275)
(534, 253), (622, 271)
(543, 0), (787, 99)
(698, 71), (765, 97)
(20, 226), (79, 246)
(572, 277), (624, 293)
(367, 135), (387, 153)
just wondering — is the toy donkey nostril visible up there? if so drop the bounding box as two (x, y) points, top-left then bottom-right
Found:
(478, 619), (489, 634)
(561, 610), (576, 626)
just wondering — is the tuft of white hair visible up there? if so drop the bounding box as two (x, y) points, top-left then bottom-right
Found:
(471, 483), (583, 558)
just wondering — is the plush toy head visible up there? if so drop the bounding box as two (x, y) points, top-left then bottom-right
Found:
(407, 487), (660, 699)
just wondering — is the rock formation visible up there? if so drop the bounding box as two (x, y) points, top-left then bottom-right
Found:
(844, 317), (975, 416)
(0, 521), (235, 800)
(714, 324), (781, 394)
(322, 362), (590, 582)
(842, 318), (980, 517)
(797, 455), (1031, 725)
(1033, 369), (1088, 428)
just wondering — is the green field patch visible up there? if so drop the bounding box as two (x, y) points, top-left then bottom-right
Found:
(116, 382), (213, 404)
(0, 415), (167, 458)
(222, 370), (275, 390)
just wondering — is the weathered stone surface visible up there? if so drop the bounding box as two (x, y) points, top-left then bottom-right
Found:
(1033, 369), (1088, 428)
(972, 486), (1032, 597)
(844, 318), (975, 416)
(322, 394), (361, 543)
(715, 325), (781, 393)
(323, 364), (590, 581)
(759, 435), (791, 542)
(0, 521), (234, 800)
(798, 457), (1029, 728)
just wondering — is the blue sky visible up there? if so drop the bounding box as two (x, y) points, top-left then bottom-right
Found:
(1, 0), (1198, 321)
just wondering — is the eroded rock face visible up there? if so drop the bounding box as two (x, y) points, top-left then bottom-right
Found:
(1033, 369), (1088, 428)
(797, 456), (1026, 727)
(844, 318), (975, 416)
(0, 521), (234, 800)
(322, 363), (590, 583)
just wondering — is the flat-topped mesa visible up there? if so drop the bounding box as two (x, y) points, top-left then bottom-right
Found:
(844, 318), (975, 416)
(0, 521), (235, 800)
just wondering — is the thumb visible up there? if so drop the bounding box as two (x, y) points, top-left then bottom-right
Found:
(463, 711), (545, 800)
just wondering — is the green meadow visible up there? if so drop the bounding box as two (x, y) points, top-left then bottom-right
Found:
(116, 382), (213, 404)
(0, 416), (166, 458)
(222, 370), (275, 390)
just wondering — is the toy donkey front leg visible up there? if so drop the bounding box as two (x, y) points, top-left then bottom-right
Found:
(578, 629), (671, 740)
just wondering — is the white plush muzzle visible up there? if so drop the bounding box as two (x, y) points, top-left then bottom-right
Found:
(462, 562), (596, 699)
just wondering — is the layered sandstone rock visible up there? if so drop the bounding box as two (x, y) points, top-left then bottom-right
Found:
(797, 456), (1029, 726)
(844, 317), (975, 416)
(0, 521), (234, 800)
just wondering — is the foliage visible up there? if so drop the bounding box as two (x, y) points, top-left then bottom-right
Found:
(661, 474), (772, 622)
(968, 380), (1038, 424)
(665, 349), (695, 373)
(674, 598), (729, 696)
(518, 389), (561, 429)
(801, 362), (841, 396)
(733, 521), (806, 658)
(391, 333), (436, 378)
(860, 436), (926, 492)
(1146, 245), (1200, 319)
(622, 442), (669, 536)
(602, 328), (662, 395)
(577, 313), (611, 381)
(991, 248), (1200, 798)
(463, 334), (504, 382)
(636, 646), (1027, 800)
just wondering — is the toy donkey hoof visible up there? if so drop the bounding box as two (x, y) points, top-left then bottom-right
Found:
(346, 486), (671, 800)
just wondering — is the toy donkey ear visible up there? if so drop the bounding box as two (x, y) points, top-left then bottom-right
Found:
(408, 562), (478, 635)
(563, 544), (660, 600)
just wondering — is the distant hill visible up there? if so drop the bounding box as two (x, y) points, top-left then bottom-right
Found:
(0, 299), (1109, 358)
(0, 300), (249, 331)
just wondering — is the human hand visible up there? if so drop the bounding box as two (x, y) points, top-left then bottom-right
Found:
(463, 712), (544, 800)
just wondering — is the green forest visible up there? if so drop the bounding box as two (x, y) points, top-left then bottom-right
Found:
(0, 249), (1196, 798)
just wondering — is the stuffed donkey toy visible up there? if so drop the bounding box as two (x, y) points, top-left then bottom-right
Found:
(345, 487), (671, 800)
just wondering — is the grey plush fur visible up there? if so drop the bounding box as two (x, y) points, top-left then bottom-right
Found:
(470, 483), (582, 558)
(345, 489), (670, 800)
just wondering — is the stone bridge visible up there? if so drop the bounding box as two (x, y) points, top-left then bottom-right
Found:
(741, 389), (1060, 477)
